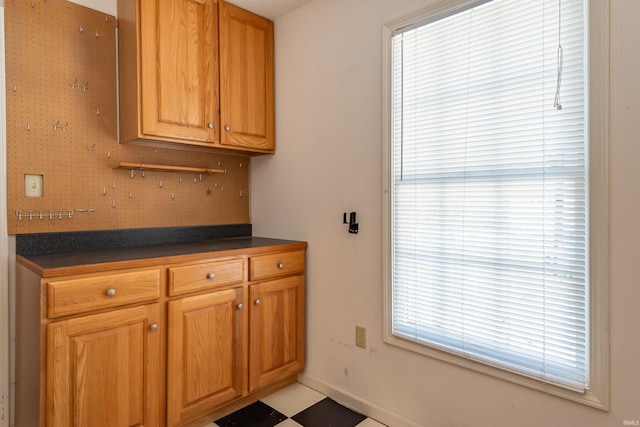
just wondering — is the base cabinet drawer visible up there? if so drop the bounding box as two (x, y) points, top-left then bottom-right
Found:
(249, 250), (305, 281)
(47, 269), (161, 318)
(168, 258), (244, 296)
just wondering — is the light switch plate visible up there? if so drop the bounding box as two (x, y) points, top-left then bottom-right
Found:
(24, 174), (44, 197)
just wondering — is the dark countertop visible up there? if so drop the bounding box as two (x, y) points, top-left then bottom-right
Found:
(18, 236), (307, 277)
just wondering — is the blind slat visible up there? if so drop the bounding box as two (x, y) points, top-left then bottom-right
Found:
(391, 0), (588, 391)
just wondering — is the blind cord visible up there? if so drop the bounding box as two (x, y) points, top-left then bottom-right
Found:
(554, 0), (563, 110)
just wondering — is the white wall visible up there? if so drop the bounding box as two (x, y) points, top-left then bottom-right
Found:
(251, 0), (640, 426)
(68, 0), (115, 16)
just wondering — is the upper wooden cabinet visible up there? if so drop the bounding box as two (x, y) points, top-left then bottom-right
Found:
(219, 1), (275, 151)
(118, 0), (275, 154)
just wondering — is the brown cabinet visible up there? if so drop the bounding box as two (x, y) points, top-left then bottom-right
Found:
(118, 0), (274, 154)
(166, 251), (305, 425)
(15, 266), (163, 427)
(249, 275), (305, 392)
(219, 1), (275, 151)
(47, 304), (161, 427)
(15, 243), (305, 427)
(167, 287), (245, 426)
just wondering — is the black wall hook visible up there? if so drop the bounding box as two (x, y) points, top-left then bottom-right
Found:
(343, 211), (359, 234)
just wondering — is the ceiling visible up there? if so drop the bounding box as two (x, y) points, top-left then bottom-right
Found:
(226, 0), (314, 20)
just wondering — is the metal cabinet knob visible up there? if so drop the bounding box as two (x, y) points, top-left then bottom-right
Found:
(149, 323), (158, 332)
(277, 262), (284, 269)
(237, 303), (243, 311)
(255, 299), (261, 306)
(208, 122), (214, 129)
(106, 288), (116, 296)
(207, 273), (216, 280)
(225, 125), (231, 132)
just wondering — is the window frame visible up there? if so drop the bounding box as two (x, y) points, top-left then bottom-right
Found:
(381, 0), (610, 409)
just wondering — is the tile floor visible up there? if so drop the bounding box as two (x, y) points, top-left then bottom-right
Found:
(205, 382), (386, 427)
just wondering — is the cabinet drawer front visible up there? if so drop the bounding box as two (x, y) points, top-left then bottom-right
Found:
(168, 258), (244, 296)
(47, 269), (161, 318)
(249, 250), (305, 281)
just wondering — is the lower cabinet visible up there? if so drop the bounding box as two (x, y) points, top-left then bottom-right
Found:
(167, 251), (306, 426)
(167, 287), (245, 426)
(249, 275), (305, 392)
(15, 243), (306, 427)
(46, 304), (161, 427)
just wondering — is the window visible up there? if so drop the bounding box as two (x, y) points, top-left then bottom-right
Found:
(382, 0), (609, 408)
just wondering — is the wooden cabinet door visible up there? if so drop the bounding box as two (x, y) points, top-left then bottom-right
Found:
(46, 304), (161, 427)
(219, 1), (275, 152)
(249, 275), (305, 392)
(139, 0), (219, 143)
(167, 287), (245, 426)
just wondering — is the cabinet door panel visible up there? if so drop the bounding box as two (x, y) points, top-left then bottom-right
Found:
(140, 0), (218, 142)
(249, 275), (304, 392)
(167, 287), (245, 425)
(220, 1), (274, 151)
(47, 304), (160, 427)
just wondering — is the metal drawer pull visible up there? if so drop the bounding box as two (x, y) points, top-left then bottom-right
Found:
(208, 122), (214, 129)
(207, 273), (216, 280)
(278, 262), (284, 269)
(106, 288), (116, 296)
(237, 304), (243, 310)
(255, 299), (261, 306)
(149, 323), (158, 332)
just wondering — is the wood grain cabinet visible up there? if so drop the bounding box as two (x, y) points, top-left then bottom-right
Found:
(249, 275), (305, 392)
(167, 287), (245, 426)
(118, 0), (274, 154)
(219, 1), (275, 151)
(15, 267), (162, 427)
(166, 251), (305, 426)
(248, 251), (306, 392)
(47, 304), (162, 427)
(15, 244), (305, 427)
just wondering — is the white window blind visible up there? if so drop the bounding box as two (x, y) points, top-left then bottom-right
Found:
(390, 0), (588, 391)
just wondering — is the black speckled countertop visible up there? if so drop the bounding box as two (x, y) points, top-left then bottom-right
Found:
(16, 224), (253, 256)
(16, 225), (307, 277)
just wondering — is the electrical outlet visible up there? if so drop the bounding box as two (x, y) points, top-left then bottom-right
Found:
(355, 325), (366, 349)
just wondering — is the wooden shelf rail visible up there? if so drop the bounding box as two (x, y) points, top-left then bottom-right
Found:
(114, 162), (226, 175)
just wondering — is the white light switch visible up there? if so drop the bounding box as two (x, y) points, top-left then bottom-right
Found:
(25, 174), (44, 197)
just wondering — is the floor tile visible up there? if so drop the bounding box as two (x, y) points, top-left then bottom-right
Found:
(215, 400), (287, 427)
(356, 418), (387, 427)
(275, 419), (304, 426)
(291, 398), (367, 427)
(261, 382), (326, 417)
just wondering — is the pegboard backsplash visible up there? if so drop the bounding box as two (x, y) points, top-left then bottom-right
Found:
(5, 0), (250, 234)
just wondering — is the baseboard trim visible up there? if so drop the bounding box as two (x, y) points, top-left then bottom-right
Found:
(297, 372), (422, 427)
